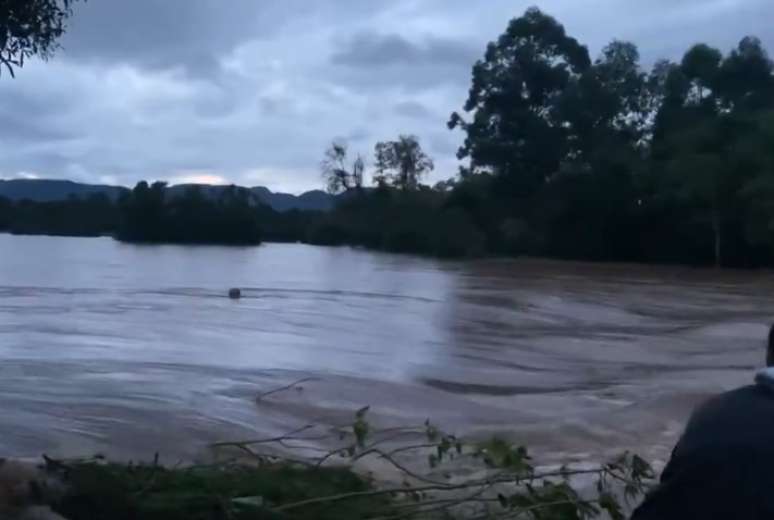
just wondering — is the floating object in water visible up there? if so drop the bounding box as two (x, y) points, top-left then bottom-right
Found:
(228, 288), (242, 299)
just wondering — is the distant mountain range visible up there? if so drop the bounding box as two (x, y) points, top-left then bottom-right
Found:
(0, 179), (337, 212)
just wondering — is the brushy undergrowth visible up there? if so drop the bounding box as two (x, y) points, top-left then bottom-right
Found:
(40, 385), (654, 520)
(53, 461), (392, 520)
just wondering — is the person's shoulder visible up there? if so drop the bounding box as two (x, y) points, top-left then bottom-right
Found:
(720, 384), (763, 399)
(693, 385), (759, 416)
(710, 384), (766, 405)
(688, 385), (762, 420)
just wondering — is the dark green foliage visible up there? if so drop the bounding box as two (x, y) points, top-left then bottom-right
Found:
(117, 182), (263, 245)
(307, 187), (485, 258)
(373, 135), (434, 191)
(0, 195), (15, 230)
(256, 207), (322, 243)
(0, 184), (319, 246)
(40, 416), (652, 520)
(448, 7), (591, 201)
(0, 0), (80, 76)
(0, 193), (118, 236)
(446, 7), (774, 266)
(717, 37), (774, 110)
(54, 462), (390, 520)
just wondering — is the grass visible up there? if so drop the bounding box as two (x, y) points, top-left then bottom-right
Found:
(52, 461), (394, 520)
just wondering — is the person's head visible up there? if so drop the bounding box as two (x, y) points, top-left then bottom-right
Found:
(767, 324), (774, 367)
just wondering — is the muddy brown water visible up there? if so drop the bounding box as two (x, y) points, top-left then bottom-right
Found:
(0, 234), (770, 468)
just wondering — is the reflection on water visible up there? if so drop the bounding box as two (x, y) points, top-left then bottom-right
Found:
(0, 234), (771, 464)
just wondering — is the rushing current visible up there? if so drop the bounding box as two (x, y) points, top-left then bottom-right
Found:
(0, 233), (769, 466)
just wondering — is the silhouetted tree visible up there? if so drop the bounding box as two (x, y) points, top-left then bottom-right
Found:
(717, 37), (774, 111)
(373, 135), (433, 191)
(321, 141), (365, 194)
(117, 182), (263, 245)
(681, 43), (723, 105)
(445, 7), (774, 265)
(448, 7), (590, 200)
(0, 0), (80, 76)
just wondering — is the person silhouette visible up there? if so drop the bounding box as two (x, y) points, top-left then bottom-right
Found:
(632, 324), (774, 519)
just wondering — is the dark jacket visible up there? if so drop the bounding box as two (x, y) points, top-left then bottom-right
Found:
(632, 370), (774, 520)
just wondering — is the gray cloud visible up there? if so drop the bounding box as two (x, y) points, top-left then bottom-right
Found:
(332, 33), (477, 68)
(394, 101), (433, 119)
(0, 0), (771, 192)
(60, 1), (265, 77)
(328, 33), (479, 90)
(0, 88), (78, 143)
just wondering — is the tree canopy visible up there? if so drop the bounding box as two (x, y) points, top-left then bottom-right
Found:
(321, 141), (365, 194)
(373, 135), (434, 191)
(440, 7), (774, 266)
(117, 182), (263, 245)
(448, 7), (591, 199)
(0, 0), (80, 76)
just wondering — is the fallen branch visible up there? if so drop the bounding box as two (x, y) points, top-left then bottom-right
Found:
(274, 481), (490, 512)
(255, 377), (318, 401)
(210, 424), (316, 448)
(210, 406), (653, 519)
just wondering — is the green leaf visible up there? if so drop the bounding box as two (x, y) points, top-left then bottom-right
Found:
(599, 492), (625, 520)
(352, 407), (370, 448)
(631, 454), (655, 480)
(624, 483), (639, 503)
(477, 438), (533, 474)
(509, 493), (535, 509)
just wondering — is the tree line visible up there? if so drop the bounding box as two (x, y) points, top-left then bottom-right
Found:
(312, 8), (774, 266)
(0, 183), (314, 245)
(3, 4), (774, 265)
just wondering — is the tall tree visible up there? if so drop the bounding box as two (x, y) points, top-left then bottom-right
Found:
(0, 0), (80, 76)
(717, 36), (774, 111)
(373, 135), (433, 191)
(321, 141), (365, 194)
(680, 43), (722, 106)
(558, 40), (648, 163)
(448, 7), (591, 199)
(119, 181), (167, 242)
(591, 41), (649, 139)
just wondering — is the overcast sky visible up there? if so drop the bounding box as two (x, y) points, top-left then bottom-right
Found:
(0, 0), (771, 193)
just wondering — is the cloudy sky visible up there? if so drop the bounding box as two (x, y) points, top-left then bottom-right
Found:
(1, 0), (771, 193)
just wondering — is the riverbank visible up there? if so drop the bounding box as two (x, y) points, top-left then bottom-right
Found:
(1, 457), (390, 520)
(2, 411), (653, 520)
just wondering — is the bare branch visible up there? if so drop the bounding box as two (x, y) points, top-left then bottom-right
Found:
(255, 377), (318, 401)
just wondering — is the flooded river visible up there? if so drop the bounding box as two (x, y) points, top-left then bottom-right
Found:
(0, 234), (771, 467)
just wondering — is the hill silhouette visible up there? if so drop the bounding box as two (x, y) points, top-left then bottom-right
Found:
(0, 179), (336, 212)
